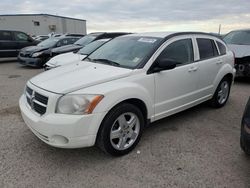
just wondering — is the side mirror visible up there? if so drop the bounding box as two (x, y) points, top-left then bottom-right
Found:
(28, 37), (33, 42)
(151, 58), (178, 73)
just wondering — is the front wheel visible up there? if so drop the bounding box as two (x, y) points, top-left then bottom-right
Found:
(96, 103), (144, 156)
(209, 78), (231, 108)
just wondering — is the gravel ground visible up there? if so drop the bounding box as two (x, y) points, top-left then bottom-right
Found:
(0, 61), (250, 188)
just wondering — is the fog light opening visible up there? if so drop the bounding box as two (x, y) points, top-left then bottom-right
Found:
(51, 135), (69, 145)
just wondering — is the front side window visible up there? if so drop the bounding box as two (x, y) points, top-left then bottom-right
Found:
(87, 36), (163, 69)
(158, 39), (194, 65)
(62, 39), (68, 45)
(0, 31), (12, 40)
(197, 38), (218, 60)
(14, 32), (29, 41)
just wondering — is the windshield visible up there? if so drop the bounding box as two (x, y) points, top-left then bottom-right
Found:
(87, 36), (162, 69)
(224, 30), (250, 45)
(37, 38), (59, 48)
(74, 35), (97, 46)
(77, 39), (109, 55)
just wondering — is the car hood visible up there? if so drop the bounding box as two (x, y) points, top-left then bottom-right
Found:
(227, 44), (250, 58)
(30, 61), (133, 94)
(21, 45), (49, 53)
(52, 44), (82, 54)
(45, 52), (86, 67)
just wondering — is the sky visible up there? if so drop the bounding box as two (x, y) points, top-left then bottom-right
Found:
(1, 0), (250, 34)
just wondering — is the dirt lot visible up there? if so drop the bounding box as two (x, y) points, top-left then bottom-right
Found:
(0, 60), (250, 188)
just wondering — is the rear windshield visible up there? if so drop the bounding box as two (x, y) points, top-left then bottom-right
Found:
(77, 39), (109, 55)
(74, 35), (97, 46)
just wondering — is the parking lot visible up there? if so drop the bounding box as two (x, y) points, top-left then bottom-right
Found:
(0, 60), (250, 188)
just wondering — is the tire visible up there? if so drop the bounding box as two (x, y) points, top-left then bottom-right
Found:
(209, 77), (231, 108)
(96, 103), (145, 156)
(240, 136), (250, 155)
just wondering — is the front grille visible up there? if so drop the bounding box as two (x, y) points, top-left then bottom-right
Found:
(20, 52), (31, 57)
(25, 86), (48, 115)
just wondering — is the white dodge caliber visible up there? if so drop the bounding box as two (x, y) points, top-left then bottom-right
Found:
(19, 32), (235, 156)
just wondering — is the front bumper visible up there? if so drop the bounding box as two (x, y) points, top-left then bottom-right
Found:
(235, 63), (250, 77)
(19, 94), (105, 148)
(18, 54), (46, 68)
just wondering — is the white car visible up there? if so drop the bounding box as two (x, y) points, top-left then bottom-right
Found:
(44, 39), (110, 70)
(19, 32), (235, 156)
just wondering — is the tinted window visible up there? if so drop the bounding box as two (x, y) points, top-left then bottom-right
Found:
(197, 38), (218, 60)
(14, 32), (29, 41)
(216, 41), (226, 55)
(158, 39), (194, 65)
(0, 31), (12, 40)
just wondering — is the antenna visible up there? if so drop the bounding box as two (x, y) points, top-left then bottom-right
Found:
(218, 24), (221, 34)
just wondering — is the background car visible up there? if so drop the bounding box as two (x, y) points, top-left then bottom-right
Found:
(0, 30), (39, 58)
(240, 97), (250, 155)
(44, 38), (111, 70)
(18, 36), (81, 67)
(50, 32), (131, 57)
(224, 29), (250, 77)
(34, 35), (49, 42)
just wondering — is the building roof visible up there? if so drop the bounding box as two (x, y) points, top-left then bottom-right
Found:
(0, 13), (86, 22)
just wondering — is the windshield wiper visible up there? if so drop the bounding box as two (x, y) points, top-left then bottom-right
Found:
(84, 57), (93, 62)
(92, 58), (121, 67)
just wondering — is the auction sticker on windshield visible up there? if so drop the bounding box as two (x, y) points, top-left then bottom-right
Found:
(138, 38), (157, 43)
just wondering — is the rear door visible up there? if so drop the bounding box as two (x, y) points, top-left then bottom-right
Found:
(195, 37), (222, 98)
(0, 30), (17, 57)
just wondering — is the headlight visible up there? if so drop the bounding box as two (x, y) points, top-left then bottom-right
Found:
(32, 51), (43, 57)
(56, 94), (104, 115)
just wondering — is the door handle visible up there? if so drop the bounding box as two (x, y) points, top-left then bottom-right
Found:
(216, 60), (223, 65)
(188, 67), (198, 72)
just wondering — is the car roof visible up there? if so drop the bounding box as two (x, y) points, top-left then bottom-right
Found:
(0, 29), (27, 33)
(131, 31), (221, 38)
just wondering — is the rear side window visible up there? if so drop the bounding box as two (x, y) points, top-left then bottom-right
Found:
(0, 31), (12, 40)
(197, 38), (219, 60)
(216, 41), (226, 55)
(158, 38), (194, 65)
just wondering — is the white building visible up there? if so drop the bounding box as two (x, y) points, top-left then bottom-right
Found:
(0, 14), (86, 36)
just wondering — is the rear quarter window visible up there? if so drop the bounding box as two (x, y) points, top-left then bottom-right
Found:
(197, 38), (219, 60)
(216, 41), (227, 55)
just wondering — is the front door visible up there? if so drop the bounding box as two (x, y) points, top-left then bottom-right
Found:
(153, 37), (199, 120)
